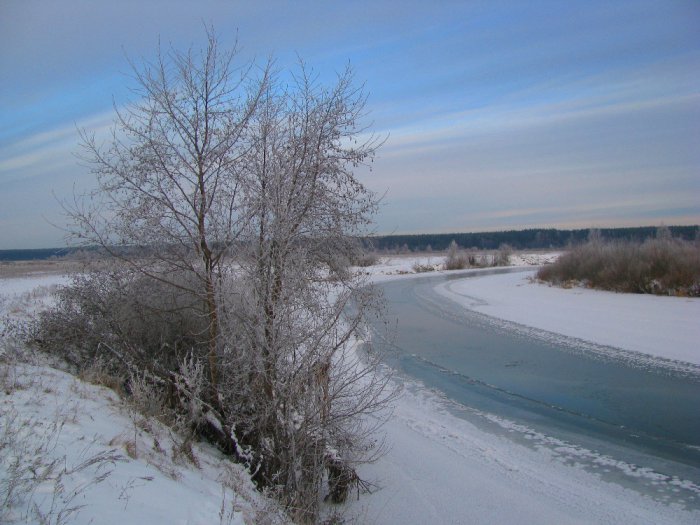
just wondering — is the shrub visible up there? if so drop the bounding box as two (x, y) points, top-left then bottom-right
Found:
(351, 251), (380, 267)
(444, 241), (468, 270)
(493, 244), (512, 267)
(31, 260), (393, 522)
(33, 265), (209, 377)
(412, 262), (435, 273)
(537, 236), (700, 296)
(38, 30), (392, 521)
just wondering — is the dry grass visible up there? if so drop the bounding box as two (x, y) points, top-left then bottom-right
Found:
(443, 241), (512, 271)
(0, 366), (123, 524)
(412, 262), (437, 273)
(0, 260), (81, 279)
(537, 237), (700, 296)
(351, 252), (380, 267)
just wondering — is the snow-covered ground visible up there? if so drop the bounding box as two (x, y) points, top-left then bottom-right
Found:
(2, 255), (699, 524)
(0, 275), (287, 524)
(1, 363), (286, 525)
(434, 270), (700, 366)
(0, 274), (70, 319)
(354, 252), (560, 282)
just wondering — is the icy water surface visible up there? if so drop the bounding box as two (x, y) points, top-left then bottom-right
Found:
(372, 269), (700, 509)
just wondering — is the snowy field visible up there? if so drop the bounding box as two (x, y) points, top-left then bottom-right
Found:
(2, 255), (699, 524)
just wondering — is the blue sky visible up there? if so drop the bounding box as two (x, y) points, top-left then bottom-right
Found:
(1, 0), (698, 249)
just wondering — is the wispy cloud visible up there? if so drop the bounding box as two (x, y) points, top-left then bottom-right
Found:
(379, 55), (700, 157)
(1, 1), (699, 247)
(0, 111), (114, 184)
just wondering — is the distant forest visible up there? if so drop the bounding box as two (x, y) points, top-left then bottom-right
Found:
(362, 225), (699, 253)
(1, 226), (698, 261)
(0, 247), (74, 262)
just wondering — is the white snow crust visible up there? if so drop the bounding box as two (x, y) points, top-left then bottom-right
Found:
(434, 269), (700, 366)
(0, 364), (282, 525)
(3, 256), (699, 524)
(348, 381), (699, 524)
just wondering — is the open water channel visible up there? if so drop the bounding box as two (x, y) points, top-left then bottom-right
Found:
(371, 268), (700, 509)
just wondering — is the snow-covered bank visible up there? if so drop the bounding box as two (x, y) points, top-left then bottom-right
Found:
(0, 363), (286, 525)
(0, 278), (288, 524)
(355, 251), (559, 283)
(348, 380), (699, 524)
(435, 270), (700, 366)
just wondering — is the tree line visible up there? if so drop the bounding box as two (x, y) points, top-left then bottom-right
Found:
(4, 226), (697, 262)
(364, 225), (699, 252)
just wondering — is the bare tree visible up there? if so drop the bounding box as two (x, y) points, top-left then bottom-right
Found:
(55, 32), (390, 523)
(73, 31), (269, 396)
(223, 64), (387, 520)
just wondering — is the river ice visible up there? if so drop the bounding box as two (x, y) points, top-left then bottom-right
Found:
(348, 257), (700, 523)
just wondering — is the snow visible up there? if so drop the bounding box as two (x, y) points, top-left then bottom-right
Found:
(0, 274), (70, 296)
(348, 382), (699, 524)
(0, 362), (285, 525)
(353, 251), (559, 283)
(434, 269), (700, 366)
(2, 256), (699, 524)
(0, 274), (70, 318)
(1, 276), (286, 525)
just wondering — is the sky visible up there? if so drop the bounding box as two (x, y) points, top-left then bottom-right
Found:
(1, 0), (698, 249)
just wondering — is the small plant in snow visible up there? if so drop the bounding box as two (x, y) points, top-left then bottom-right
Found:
(444, 240), (468, 270)
(493, 244), (512, 267)
(0, 404), (123, 524)
(412, 261), (436, 273)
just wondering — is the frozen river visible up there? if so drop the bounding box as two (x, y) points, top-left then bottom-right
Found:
(373, 269), (700, 509)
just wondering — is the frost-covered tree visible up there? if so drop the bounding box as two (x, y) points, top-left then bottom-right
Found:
(59, 31), (390, 522)
(224, 64), (387, 519)
(73, 31), (269, 396)
(444, 239), (467, 270)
